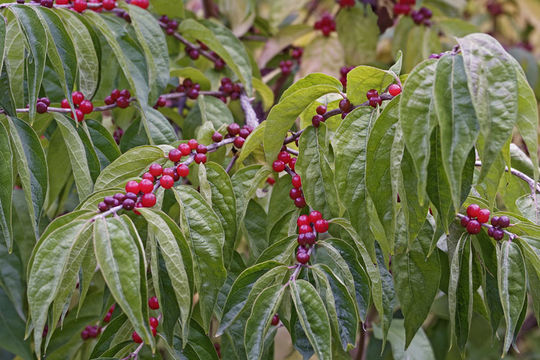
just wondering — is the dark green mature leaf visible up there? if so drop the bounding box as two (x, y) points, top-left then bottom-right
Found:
(497, 241), (527, 354)
(218, 261), (286, 335)
(173, 320), (220, 360)
(0, 287), (32, 360)
(127, 4), (169, 101)
(366, 97), (399, 245)
(399, 59), (437, 202)
(53, 114), (94, 200)
(244, 200), (268, 259)
(94, 145), (166, 190)
(6, 116), (48, 238)
(4, 18), (24, 109)
(174, 186), (226, 332)
(336, 6), (378, 65)
(297, 124), (340, 218)
(517, 237), (540, 321)
(256, 235), (297, 264)
(231, 164), (271, 228)
(264, 84), (341, 163)
(333, 107), (376, 251)
(0, 122), (12, 249)
(34, 7), (77, 101)
(84, 120), (121, 169)
(204, 162), (237, 265)
(433, 55), (478, 210)
(346, 66), (394, 105)
(244, 284), (285, 359)
(9, 5), (47, 122)
(266, 175), (296, 238)
(456, 33), (518, 180)
(394, 219), (440, 346)
(27, 219), (88, 358)
(139, 209), (192, 341)
(290, 280), (332, 360)
(94, 217), (152, 347)
(57, 9), (99, 98)
(448, 234), (472, 351)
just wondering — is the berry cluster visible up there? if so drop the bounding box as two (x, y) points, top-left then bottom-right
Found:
(278, 46), (303, 76)
(338, 0), (355, 8)
(175, 78), (201, 100)
(314, 14), (336, 37)
(218, 78), (243, 102)
(225, 122), (253, 149)
(80, 325), (101, 340)
(411, 7), (433, 26)
(296, 211), (329, 264)
(279, 60), (295, 76)
(365, 89), (382, 108)
(49, 0), (123, 13)
(36, 97), (50, 114)
(460, 204), (491, 235)
(290, 46), (303, 60)
(104, 88), (132, 108)
(487, 215), (510, 240)
(132, 297), (160, 344)
(103, 304), (115, 323)
(393, 0), (415, 16)
(311, 105), (327, 127)
(60, 91), (94, 122)
(159, 15), (178, 35)
(339, 66), (354, 89)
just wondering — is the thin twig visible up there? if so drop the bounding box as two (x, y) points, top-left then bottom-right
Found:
(225, 154), (238, 173)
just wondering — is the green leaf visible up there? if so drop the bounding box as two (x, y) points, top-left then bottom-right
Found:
(456, 33), (518, 180)
(94, 216), (152, 346)
(366, 97), (399, 245)
(94, 145), (166, 190)
(174, 185), (226, 332)
(204, 162), (237, 265)
(198, 95), (234, 131)
(448, 234), (472, 351)
(372, 319), (436, 360)
(516, 237), (540, 321)
(138, 209), (193, 341)
(257, 24), (313, 67)
(231, 164), (271, 228)
(6, 116), (48, 238)
(218, 261), (286, 335)
(346, 66), (394, 105)
(336, 6), (378, 65)
(399, 59), (437, 202)
(84, 120), (121, 169)
(173, 321), (220, 360)
(281, 73), (343, 100)
(0, 287), (33, 360)
(393, 219), (440, 347)
(27, 219), (88, 358)
(256, 235), (297, 264)
(264, 84), (341, 163)
(296, 124), (340, 218)
(244, 284), (285, 359)
(53, 114), (93, 200)
(253, 77), (274, 111)
(290, 280), (332, 360)
(33, 7), (77, 102)
(4, 19), (25, 109)
(57, 9), (99, 98)
(170, 67), (211, 91)
(0, 121), (13, 249)
(9, 5), (47, 122)
(126, 4), (169, 101)
(244, 200), (269, 259)
(149, 0), (184, 18)
(497, 241), (527, 354)
(433, 54), (478, 211)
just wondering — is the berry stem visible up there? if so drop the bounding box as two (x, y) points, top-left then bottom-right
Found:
(158, 22), (221, 63)
(225, 154), (238, 173)
(285, 147), (299, 156)
(455, 213), (517, 241)
(121, 342), (144, 360)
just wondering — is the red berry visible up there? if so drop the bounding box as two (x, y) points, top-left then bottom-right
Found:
(169, 149), (182, 162)
(460, 216), (470, 228)
(490, 216), (500, 227)
(73, 0), (87, 12)
(148, 296), (159, 310)
(194, 153), (207, 164)
(314, 219), (329, 233)
(139, 179), (154, 194)
(177, 164), (189, 177)
(492, 228), (504, 240)
(308, 211), (322, 224)
(149, 163), (163, 177)
(271, 314), (279, 326)
(366, 89), (378, 99)
(487, 226), (494, 237)
(36, 102), (48, 114)
(316, 105), (327, 115)
(131, 0), (149, 9)
(132, 331), (143, 344)
(141, 193), (156, 207)
(123, 199), (135, 210)
(312, 115), (322, 128)
(292, 175), (301, 188)
(102, 0), (115, 10)
(103, 312), (112, 323)
(125, 180), (140, 194)
(227, 123), (240, 136)
(272, 160), (285, 172)
(162, 167), (175, 177)
(116, 97), (130, 108)
(178, 143), (191, 156)
(294, 197), (306, 208)
(160, 175), (174, 189)
(71, 109), (84, 122)
(266, 177), (276, 185)
(61, 99), (70, 108)
(72, 91), (85, 105)
(296, 251), (310, 264)
(339, 98), (351, 112)
(212, 132), (223, 143)
(110, 89), (120, 100)
(369, 96), (382, 107)
(104, 96), (114, 105)
(289, 188), (301, 200)
(297, 215), (309, 227)
(149, 317), (159, 328)
(151, 327), (157, 337)
(289, 158), (296, 171)
(233, 137), (245, 148)
(98, 202), (109, 212)
(498, 215), (510, 228)
(56, 0), (70, 4)
(188, 139), (198, 150)
(298, 224), (312, 234)
(297, 234), (307, 246)
(477, 208), (490, 223)
(278, 151), (291, 164)
(196, 144), (207, 154)
(305, 232), (316, 245)
(388, 84), (402, 96)
(79, 100), (93, 114)
(466, 204), (480, 218)
(466, 220), (481, 234)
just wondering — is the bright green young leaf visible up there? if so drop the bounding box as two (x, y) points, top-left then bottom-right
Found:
(280, 73), (343, 100)
(84, 120), (122, 169)
(290, 279), (332, 360)
(346, 66), (394, 105)
(174, 185), (226, 332)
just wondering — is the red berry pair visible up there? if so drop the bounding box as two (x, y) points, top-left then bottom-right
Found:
(103, 304), (115, 323)
(312, 105), (327, 127)
(366, 89), (382, 108)
(81, 325), (101, 340)
(36, 97), (50, 114)
(176, 78), (200, 100)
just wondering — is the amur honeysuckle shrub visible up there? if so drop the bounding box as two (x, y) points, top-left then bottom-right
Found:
(0, 0), (539, 359)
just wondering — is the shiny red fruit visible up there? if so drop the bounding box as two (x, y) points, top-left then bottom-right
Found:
(141, 193), (156, 207)
(132, 331), (143, 344)
(149, 163), (163, 177)
(177, 164), (189, 177)
(477, 208), (490, 223)
(160, 175), (174, 189)
(148, 296), (160, 310)
(125, 180), (140, 194)
(388, 84), (402, 96)
(466, 204), (480, 218)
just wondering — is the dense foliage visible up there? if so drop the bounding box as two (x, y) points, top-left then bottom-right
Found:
(0, 0), (539, 359)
